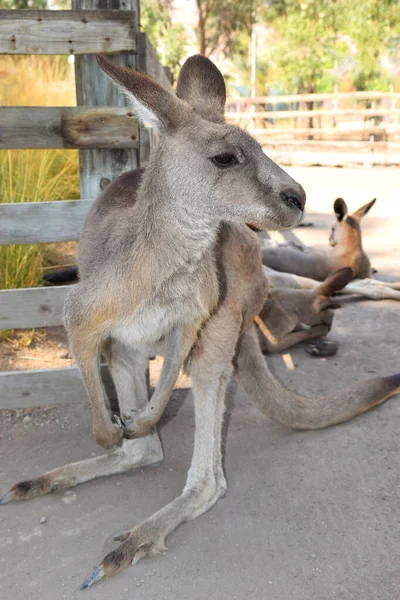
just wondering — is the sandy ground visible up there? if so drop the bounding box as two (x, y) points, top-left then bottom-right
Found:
(1, 166), (400, 599)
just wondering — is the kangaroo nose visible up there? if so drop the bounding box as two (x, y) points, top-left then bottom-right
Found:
(280, 186), (306, 212)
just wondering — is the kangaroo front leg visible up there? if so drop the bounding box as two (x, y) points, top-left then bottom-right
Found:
(71, 334), (123, 449)
(122, 324), (200, 439)
(79, 308), (239, 589)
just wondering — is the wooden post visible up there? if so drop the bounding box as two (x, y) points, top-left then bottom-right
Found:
(72, 0), (140, 199)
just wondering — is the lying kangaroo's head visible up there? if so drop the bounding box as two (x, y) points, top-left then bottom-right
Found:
(257, 267), (353, 350)
(328, 197), (376, 278)
(96, 54), (305, 231)
(329, 197), (376, 247)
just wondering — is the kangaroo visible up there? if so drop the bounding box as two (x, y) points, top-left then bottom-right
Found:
(262, 197), (377, 281)
(256, 267), (352, 353)
(264, 264), (400, 301)
(2, 56), (399, 590)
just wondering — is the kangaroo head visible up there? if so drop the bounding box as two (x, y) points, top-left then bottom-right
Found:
(329, 197), (376, 247)
(96, 54), (305, 231)
(259, 266), (352, 344)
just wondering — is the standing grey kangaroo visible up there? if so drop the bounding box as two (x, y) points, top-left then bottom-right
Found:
(2, 56), (399, 590)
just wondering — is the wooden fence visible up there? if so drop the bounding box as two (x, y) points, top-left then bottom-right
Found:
(0, 1), (170, 409)
(226, 92), (400, 153)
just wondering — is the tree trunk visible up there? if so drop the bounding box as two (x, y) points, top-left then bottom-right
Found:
(196, 0), (209, 56)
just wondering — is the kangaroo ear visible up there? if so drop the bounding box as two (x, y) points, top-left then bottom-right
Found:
(333, 198), (348, 222)
(96, 54), (191, 131)
(316, 267), (353, 297)
(176, 55), (226, 123)
(352, 198), (376, 219)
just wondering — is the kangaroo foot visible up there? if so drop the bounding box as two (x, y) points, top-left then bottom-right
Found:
(305, 339), (339, 357)
(0, 433), (163, 504)
(80, 521), (168, 590)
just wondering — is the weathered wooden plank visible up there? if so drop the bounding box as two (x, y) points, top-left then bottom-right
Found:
(0, 9), (137, 55)
(73, 0), (140, 198)
(225, 91), (400, 105)
(226, 109), (400, 120)
(0, 200), (92, 245)
(0, 365), (116, 409)
(252, 127), (397, 137)
(0, 285), (71, 330)
(136, 32), (172, 90)
(0, 107), (139, 149)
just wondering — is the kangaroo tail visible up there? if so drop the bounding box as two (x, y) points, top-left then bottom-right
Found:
(235, 326), (400, 430)
(43, 266), (78, 285)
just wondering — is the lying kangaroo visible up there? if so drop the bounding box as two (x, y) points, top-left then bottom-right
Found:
(264, 264), (400, 301)
(2, 56), (399, 591)
(262, 197), (377, 281)
(256, 267), (352, 352)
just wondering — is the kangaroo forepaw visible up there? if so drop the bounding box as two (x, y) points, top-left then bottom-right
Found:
(80, 526), (167, 589)
(93, 416), (125, 449)
(119, 415), (152, 440)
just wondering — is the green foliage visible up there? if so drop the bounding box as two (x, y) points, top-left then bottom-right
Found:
(141, 0), (187, 79)
(265, 0), (344, 93)
(0, 0), (46, 7)
(264, 0), (399, 93)
(341, 0), (400, 90)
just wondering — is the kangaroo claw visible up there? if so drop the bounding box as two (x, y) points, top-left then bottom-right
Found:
(0, 491), (11, 505)
(79, 566), (105, 591)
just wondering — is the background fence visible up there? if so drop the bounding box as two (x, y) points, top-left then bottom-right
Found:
(226, 91), (400, 165)
(0, 1), (170, 409)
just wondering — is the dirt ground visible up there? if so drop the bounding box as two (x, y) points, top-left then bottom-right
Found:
(1, 166), (400, 600)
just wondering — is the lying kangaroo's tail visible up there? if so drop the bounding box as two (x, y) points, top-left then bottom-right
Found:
(43, 266), (78, 285)
(235, 326), (400, 430)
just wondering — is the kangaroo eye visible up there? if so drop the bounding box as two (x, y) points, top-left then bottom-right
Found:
(211, 153), (238, 168)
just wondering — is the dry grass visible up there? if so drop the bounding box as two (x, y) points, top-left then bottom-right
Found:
(0, 55), (80, 291)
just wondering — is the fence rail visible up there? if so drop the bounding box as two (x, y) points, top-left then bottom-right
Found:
(226, 91), (400, 106)
(225, 92), (400, 161)
(0, 9), (137, 54)
(0, 107), (140, 149)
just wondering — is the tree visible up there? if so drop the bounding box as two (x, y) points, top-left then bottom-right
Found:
(265, 0), (344, 94)
(342, 0), (400, 90)
(265, 0), (399, 93)
(196, 0), (262, 57)
(141, 0), (187, 79)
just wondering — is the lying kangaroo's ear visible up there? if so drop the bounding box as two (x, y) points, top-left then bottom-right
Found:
(352, 198), (376, 219)
(333, 198), (348, 222)
(176, 55), (226, 123)
(317, 267), (354, 297)
(96, 55), (191, 131)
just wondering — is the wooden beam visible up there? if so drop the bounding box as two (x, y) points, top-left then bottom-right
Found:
(251, 127), (399, 137)
(0, 199), (92, 245)
(0, 365), (115, 409)
(136, 32), (172, 90)
(0, 9), (137, 55)
(0, 286), (70, 330)
(225, 109), (400, 120)
(73, 0), (140, 198)
(226, 91), (400, 105)
(0, 107), (139, 150)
